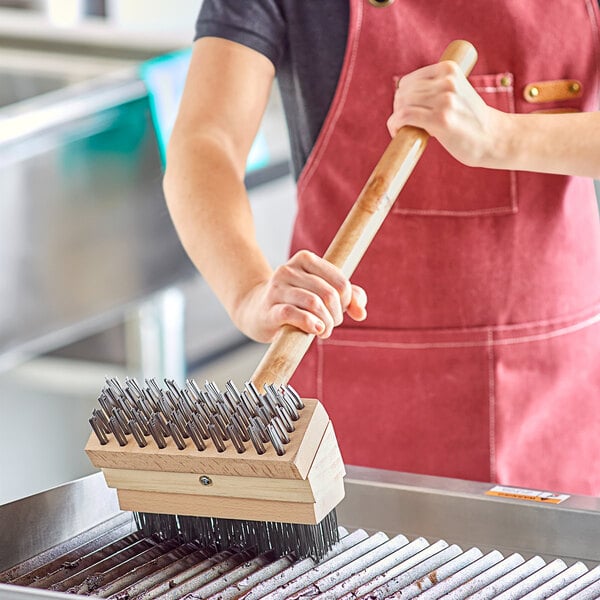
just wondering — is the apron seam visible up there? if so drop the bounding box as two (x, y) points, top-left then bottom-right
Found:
(321, 311), (600, 349)
(487, 329), (497, 483)
(394, 206), (517, 217)
(494, 313), (600, 345)
(317, 338), (324, 402)
(493, 303), (600, 331)
(584, 0), (600, 105)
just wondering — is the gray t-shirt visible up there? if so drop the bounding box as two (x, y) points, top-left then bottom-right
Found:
(195, 0), (349, 179)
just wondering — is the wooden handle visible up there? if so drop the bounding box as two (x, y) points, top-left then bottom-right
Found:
(252, 40), (478, 389)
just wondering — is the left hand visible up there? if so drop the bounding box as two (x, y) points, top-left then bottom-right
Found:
(387, 60), (507, 168)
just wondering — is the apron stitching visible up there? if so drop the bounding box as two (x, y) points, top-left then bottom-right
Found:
(509, 168), (518, 213)
(296, 2), (363, 197)
(476, 86), (513, 93)
(493, 313), (600, 345)
(487, 329), (497, 482)
(584, 0), (600, 104)
(317, 338), (324, 401)
(322, 312), (600, 349)
(493, 304), (600, 331)
(507, 80), (518, 212)
(394, 206), (516, 217)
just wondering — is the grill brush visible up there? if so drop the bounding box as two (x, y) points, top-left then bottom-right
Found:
(86, 377), (342, 559)
(86, 39), (478, 560)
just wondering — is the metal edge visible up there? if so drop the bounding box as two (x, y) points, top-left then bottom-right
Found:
(0, 583), (90, 600)
(0, 72), (146, 145)
(0, 473), (126, 572)
(338, 466), (600, 565)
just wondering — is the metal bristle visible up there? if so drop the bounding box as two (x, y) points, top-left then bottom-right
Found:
(89, 378), (305, 456)
(133, 510), (339, 560)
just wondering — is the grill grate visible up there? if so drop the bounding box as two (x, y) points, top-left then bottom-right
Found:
(2, 521), (600, 599)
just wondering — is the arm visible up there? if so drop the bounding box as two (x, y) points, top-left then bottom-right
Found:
(164, 38), (366, 343)
(387, 61), (600, 179)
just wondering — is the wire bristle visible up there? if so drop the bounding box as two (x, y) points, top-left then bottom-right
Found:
(134, 510), (339, 560)
(91, 377), (304, 456)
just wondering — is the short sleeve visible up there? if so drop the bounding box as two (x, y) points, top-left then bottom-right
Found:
(195, 0), (286, 69)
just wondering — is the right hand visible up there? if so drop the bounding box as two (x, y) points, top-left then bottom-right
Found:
(232, 250), (368, 343)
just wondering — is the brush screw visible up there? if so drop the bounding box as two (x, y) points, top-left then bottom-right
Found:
(199, 475), (212, 486)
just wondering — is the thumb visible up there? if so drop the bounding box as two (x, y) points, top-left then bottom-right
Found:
(346, 284), (367, 321)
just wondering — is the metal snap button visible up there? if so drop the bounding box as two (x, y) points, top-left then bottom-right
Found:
(528, 86), (540, 98)
(369, 0), (394, 6)
(569, 82), (581, 94)
(500, 75), (512, 87)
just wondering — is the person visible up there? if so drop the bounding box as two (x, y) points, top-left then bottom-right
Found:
(163, 0), (600, 496)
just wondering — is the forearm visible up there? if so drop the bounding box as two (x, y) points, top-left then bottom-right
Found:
(489, 110), (600, 179)
(164, 132), (273, 324)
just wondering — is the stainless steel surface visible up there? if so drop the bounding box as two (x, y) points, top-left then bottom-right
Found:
(0, 473), (125, 572)
(2, 469), (600, 598)
(0, 68), (195, 372)
(338, 466), (600, 566)
(0, 588), (89, 600)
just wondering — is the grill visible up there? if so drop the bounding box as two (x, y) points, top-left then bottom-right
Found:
(1, 468), (600, 599)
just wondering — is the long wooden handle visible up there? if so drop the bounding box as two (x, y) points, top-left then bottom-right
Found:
(252, 40), (478, 389)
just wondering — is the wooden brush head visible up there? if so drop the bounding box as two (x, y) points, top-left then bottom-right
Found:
(85, 379), (345, 525)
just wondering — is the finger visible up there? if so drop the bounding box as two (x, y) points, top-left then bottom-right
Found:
(387, 105), (434, 137)
(393, 77), (459, 114)
(400, 60), (460, 84)
(269, 303), (327, 336)
(272, 264), (344, 328)
(394, 62), (443, 89)
(286, 250), (354, 321)
(265, 273), (338, 336)
(290, 250), (353, 308)
(282, 285), (337, 337)
(346, 284), (367, 321)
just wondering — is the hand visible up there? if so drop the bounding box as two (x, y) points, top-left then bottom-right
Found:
(232, 250), (367, 343)
(387, 61), (507, 168)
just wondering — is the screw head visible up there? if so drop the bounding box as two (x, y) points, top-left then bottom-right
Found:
(199, 475), (213, 486)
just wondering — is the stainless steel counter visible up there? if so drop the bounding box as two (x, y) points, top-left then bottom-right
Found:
(0, 69), (195, 372)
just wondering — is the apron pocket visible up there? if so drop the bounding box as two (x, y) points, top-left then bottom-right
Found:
(392, 72), (517, 217)
(316, 326), (493, 481)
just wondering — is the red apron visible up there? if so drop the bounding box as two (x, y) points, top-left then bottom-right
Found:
(289, 0), (600, 495)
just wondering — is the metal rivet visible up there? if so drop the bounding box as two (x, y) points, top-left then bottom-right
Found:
(528, 86), (540, 98)
(368, 0), (394, 6)
(500, 76), (511, 87)
(569, 82), (581, 94)
(199, 475), (212, 486)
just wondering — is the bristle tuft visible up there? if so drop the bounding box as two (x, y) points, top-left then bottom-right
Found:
(133, 510), (339, 560)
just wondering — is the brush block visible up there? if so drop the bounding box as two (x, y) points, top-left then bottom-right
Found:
(86, 399), (346, 525)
